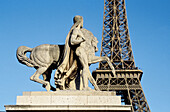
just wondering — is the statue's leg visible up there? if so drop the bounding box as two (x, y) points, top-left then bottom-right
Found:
(76, 48), (89, 90)
(79, 70), (83, 90)
(30, 67), (51, 91)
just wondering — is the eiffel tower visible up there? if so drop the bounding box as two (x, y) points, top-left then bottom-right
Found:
(92, 0), (151, 111)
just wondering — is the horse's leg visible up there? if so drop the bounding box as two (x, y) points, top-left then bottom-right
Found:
(30, 67), (51, 91)
(42, 69), (56, 91)
(80, 62), (89, 90)
(103, 56), (115, 75)
(89, 56), (115, 76)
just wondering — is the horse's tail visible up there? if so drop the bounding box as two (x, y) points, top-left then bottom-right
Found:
(16, 46), (38, 67)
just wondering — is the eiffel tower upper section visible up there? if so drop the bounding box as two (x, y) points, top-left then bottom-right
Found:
(99, 0), (136, 70)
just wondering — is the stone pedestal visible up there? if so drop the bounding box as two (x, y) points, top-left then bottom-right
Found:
(5, 91), (131, 112)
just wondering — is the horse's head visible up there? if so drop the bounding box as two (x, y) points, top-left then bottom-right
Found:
(92, 37), (99, 52)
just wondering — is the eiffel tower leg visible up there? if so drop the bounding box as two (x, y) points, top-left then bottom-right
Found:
(128, 85), (150, 111)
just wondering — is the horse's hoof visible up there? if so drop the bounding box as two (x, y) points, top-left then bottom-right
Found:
(45, 84), (51, 92)
(30, 76), (34, 81)
(95, 87), (100, 91)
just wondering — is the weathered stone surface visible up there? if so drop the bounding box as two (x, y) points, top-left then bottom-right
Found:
(17, 91), (119, 105)
(5, 91), (131, 112)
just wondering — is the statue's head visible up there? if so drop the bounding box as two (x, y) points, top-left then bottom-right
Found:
(73, 15), (83, 28)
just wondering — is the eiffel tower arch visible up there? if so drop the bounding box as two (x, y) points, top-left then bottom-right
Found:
(92, 0), (151, 111)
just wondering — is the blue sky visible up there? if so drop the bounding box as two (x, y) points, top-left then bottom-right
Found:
(0, 0), (170, 111)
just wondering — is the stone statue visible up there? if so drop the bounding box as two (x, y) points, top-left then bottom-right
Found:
(16, 15), (115, 91)
(54, 15), (115, 91)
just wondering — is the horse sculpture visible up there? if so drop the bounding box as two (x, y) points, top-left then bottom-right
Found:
(17, 44), (65, 91)
(16, 30), (115, 92)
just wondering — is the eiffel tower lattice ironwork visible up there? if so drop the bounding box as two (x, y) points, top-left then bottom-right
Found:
(92, 0), (151, 111)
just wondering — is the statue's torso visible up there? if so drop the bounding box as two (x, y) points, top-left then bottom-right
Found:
(79, 28), (96, 61)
